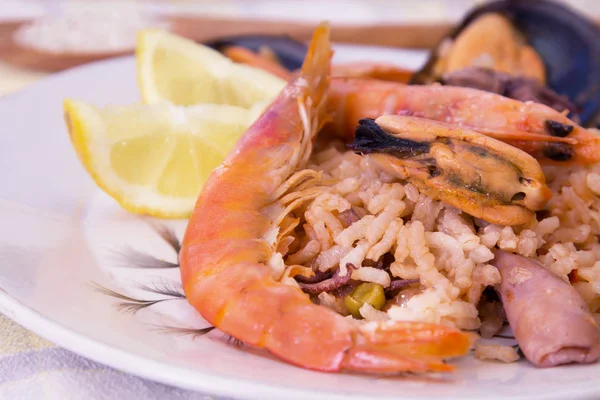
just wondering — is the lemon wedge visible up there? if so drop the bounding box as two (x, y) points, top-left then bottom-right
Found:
(64, 99), (253, 218)
(137, 29), (286, 106)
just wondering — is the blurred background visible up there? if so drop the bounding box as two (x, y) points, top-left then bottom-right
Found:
(1, 0), (599, 95)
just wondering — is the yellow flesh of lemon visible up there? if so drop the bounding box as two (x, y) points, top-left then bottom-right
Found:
(65, 100), (251, 218)
(137, 29), (286, 107)
(64, 29), (287, 218)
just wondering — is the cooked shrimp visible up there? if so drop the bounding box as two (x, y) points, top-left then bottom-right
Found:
(350, 116), (551, 225)
(326, 78), (600, 165)
(223, 46), (293, 80)
(180, 23), (471, 374)
(331, 62), (414, 83)
(223, 46), (414, 84)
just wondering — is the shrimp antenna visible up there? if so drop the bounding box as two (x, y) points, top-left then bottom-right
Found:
(222, 334), (247, 349)
(108, 223), (181, 269)
(108, 246), (179, 269)
(149, 325), (216, 338)
(137, 280), (185, 299)
(90, 282), (185, 314)
(150, 223), (181, 254)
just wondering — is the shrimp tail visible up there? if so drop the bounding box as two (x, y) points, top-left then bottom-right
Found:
(343, 322), (473, 374)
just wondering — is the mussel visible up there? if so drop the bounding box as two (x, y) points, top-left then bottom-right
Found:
(350, 116), (551, 226)
(411, 0), (600, 127)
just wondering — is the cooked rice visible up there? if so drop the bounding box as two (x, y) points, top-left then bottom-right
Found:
(272, 140), (600, 332)
(475, 344), (520, 363)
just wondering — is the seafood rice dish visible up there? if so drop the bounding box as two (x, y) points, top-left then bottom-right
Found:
(179, 1), (600, 374)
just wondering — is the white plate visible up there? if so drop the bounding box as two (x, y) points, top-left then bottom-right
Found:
(0, 44), (599, 400)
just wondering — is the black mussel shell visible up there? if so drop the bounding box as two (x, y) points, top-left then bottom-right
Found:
(203, 35), (307, 71)
(411, 0), (600, 126)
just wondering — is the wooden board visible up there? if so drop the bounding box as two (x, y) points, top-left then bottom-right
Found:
(0, 16), (457, 73)
(8, 14), (548, 73)
(5, 11), (600, 73)
(168, 16), (453, 49)
(0, 20), (130, 72)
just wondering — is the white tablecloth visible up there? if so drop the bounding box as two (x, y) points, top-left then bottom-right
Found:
(0, 315), (229, 400)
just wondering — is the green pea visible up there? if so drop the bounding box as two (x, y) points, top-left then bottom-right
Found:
(344, 282), (386, 318)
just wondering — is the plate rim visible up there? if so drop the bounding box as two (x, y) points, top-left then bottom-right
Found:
(1, 51), (600, 400)
(0, 287), (377, 400)
(2, 276), (599, 400)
